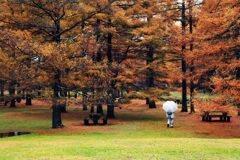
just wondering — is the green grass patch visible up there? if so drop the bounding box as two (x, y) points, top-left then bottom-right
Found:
(166, 91), (218, 101)
(0, 134), (239, 160)
(0, 106), (239, 160)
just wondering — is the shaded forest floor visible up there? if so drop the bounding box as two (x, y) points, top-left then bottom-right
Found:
(0, 99), (240, 160)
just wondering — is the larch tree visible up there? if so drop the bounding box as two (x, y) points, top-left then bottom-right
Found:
(1, 0), (117, 128)
(188, 0), (239, 111)
(0, 29), (37, 107)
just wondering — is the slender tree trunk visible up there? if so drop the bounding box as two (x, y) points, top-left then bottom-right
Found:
(82, 88), (87, 111)
(97, 103), (103, 115)
(106, 15), (116, 118)
(107, 104), (115, 118)
(0, 81), (4, 103)
(189, 0), (195, 113)
(145, 45), (155, 107)
(107, 19), (113, 63)
(96, 19), (102, 62)
(0, 80), (4, 97)
(190, 75), (195, 113)
(67, 91), (71, 98)
(181, 0), (188, 112)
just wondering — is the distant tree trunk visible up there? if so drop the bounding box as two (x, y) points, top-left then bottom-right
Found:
(95, 19), (102, 62)
(189, 1), (195, 113)
(0, 81), (4, 97)
(74, 92), (78, 98)
(82, 88), (87, 111)
(107, 104), (115, 118)
(107, 19), (113, 63)
(37, 85), (41, 97)
(97, 103), (103, 115)
(146, 97), (150, 104)
(25, 94), (32, 106)
(181, 0), (188, 112)
(67, 91), (71, 98)
(0, 81), (4, 103)
(9, 81), (16, 107)
(149, 100), (156, 109)
(106, 93), (115, 118)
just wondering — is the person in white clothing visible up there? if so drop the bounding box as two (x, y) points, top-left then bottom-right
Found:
(162, 101), (178, 128)
(166, 112), (174, 128)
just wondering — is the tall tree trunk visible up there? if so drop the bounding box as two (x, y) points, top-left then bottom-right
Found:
(181, 0), (188, 112)
(52, 20), (63, 128)
(189, 0), (195, 113)
(145, 45), (155, 106)
(106, 15), (116, 117)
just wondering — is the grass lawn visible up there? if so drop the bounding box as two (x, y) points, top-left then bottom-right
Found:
(168, 91), (218, 101)
(0, 100), (239, 160)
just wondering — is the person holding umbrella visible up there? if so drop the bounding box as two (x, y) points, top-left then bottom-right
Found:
(162, 101), (178, 128)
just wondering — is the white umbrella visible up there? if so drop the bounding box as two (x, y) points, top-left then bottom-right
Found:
(162, 101), (178, 113)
